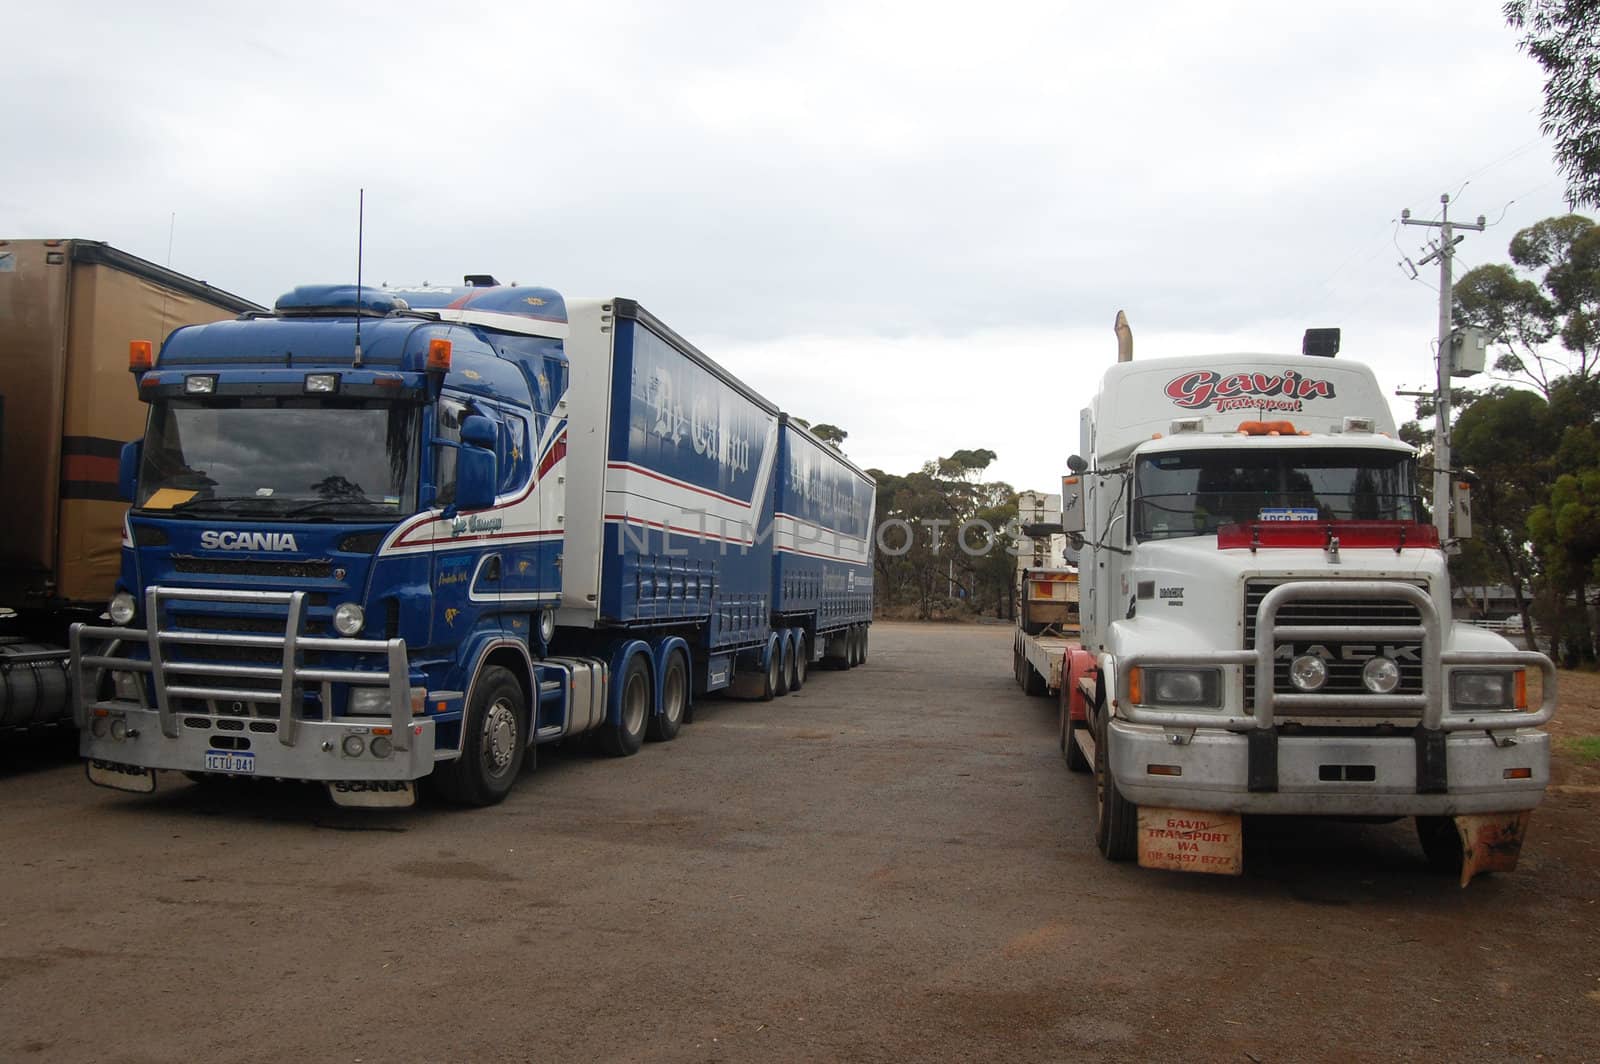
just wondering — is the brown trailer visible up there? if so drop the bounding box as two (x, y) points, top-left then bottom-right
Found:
(0, 239), (259, 729)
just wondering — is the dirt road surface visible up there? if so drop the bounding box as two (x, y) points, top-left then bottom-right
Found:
(3, 622), (1597, 1063)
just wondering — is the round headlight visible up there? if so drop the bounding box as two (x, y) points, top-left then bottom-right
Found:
(370, 735), (393, 759)
(538, 609), (555, 644)
(1290, 654), (1327, 692)
(108, 591), (136, 625)
(333, 602), (365, 637)
(1362, 656), (1400, 694)
(341, 734), (365, 757)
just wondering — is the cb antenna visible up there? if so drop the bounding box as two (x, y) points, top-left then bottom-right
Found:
(353, 188), (365, 368)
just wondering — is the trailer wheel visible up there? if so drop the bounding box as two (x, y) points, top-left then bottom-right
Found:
(762, 640), (782, 701)
(1023, 660), (1046, 697)
(601, 655), (650, 756)
(1416, 816), (1465, 877)
(1093, 717), (1138, 861)
(775, 635), (793, 697)
(847, 626), (862, 668)
(434, 665), (527, 805)
(647, 650), (687, 742)
(1013, 646), (1025, 688)
(791, 633), (808, 691)
(859, 628), (868, 664)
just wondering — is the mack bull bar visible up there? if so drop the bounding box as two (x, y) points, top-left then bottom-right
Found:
(1117, 581), (1556, 733)
(70, 586), (416, 752)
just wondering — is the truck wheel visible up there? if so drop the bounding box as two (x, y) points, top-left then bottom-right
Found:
(1014, 647), (1025, 688)
(791, 633), (808, 691)
(859, 628), (868, 664)
(1063, 701), (1091, 773)
(776, 635), (793, 697)
(601, 655), (650, 756)
(1416, 816), (1465, 877)
(647, 650), (687, 742)
(433, 665), (527, 806)
(1023, 660), (1046, 697)
(848, 626), (862, 668)
(1093, 719), (1138, 861)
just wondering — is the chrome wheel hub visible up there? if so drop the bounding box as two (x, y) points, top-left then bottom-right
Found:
(483, 698), (517, 775)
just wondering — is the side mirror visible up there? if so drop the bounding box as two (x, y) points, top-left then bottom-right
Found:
(1067, 454), (1088, 474)
(461, 414), (497, 449)
(455, 444), (498, 512)
(118, 441), (142, 503)
(1061, 473), (1086, 534)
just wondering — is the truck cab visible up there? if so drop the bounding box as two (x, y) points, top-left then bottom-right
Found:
(1063, 342), (1556, 882)
(74, 281), (581, 807)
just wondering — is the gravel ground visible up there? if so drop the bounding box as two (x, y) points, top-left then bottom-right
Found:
(1, 621), (1596, 1063)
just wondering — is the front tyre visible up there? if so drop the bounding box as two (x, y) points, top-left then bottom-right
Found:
(1416, 816), (1465, 877)
(433, 665), (527, 806)
(1093, 717), (1138, 861)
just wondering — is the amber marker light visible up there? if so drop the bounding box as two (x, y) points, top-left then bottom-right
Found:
(1128, 667), (1143, 705)
(426, 337), (453, 372)
(1515, 670), (1528, 709)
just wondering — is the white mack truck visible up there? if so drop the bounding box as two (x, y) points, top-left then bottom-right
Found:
(1053, 316), (1557, 884)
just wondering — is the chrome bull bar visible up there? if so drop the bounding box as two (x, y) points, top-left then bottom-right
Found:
(70, 586), (413, 751)
(1117, 580), (1557, 732)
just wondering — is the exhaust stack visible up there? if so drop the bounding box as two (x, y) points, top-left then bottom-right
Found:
(1115, 310), (1133, 362)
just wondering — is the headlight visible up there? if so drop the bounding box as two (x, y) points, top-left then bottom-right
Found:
(1142, 668), (1221, 708)
(112, 671), (142, 702)
(348, 688), (389, 715)
(1362, 656), (1400, 694)
(108, 591), (136, 625)
(333, 602), (365, 636)
(1290, 654), (1327, 692)
(538, 609), (556, 644)
(1452, 670), (1515, 709)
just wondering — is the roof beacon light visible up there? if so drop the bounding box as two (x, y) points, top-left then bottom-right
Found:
(426, 337), (453, 373)
(1238, 420), (1298, 437)
(129, 340), (154, 372)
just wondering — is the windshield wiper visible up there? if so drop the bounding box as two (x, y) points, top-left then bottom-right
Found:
(282, 497), (398, 519)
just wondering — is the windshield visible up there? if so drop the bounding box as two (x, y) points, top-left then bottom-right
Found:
(136, 398), (420, 519)
(1134, 447), (1419, 541)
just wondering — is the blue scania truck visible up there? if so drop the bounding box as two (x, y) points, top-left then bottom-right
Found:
(70, 281), (874, 806)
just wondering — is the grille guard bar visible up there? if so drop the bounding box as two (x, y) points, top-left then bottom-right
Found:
(70, 585), (413, 750)
(1117, 580), (1556, 733)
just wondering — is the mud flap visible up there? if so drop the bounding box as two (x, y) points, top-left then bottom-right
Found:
(86, 759), (157, 793)
(327, 780), (417, 809)
(1136, 807), (1243, 875)
(1456, 811), (1532, 888)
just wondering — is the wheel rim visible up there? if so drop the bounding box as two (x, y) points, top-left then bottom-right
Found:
(623, 670), (648, 735)
(769, 647), (781, 690)
(664, 660), (686, 724)
(795, 640), (807, 685)
(482, 697), (519, 778)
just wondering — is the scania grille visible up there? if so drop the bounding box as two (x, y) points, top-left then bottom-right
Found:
(171, 555), (335, 579)
(1244, 580), (1425, 715)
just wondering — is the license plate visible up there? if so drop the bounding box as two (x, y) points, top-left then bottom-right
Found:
(86, 759), (157, 793)
(204, 750), (255, 774)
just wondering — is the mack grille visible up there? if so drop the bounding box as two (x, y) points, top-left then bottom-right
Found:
(1243, 580), (1425, 716)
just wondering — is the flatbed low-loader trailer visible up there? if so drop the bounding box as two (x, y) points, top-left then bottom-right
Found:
(1049, 317), (1556, 884)
(71, 280), (873, 807)
(0, 239), (260, 734)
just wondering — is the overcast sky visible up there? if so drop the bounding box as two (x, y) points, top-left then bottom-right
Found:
(6, 1), (1571, 491)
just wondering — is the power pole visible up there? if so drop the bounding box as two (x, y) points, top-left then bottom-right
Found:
(1401, 193), (1486, 543)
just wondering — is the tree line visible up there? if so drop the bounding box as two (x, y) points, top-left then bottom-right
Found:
(1420, 213), (1600, 665)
